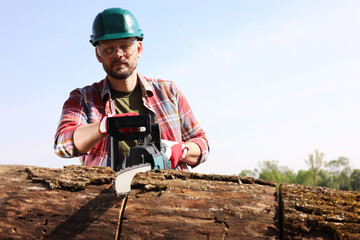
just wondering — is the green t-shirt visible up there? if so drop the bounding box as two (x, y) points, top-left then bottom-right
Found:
(110, 84), (149, 164)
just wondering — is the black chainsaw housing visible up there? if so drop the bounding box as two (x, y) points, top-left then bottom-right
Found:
(107, 114), (169, 172)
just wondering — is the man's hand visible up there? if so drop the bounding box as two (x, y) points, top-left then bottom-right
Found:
(99, 112), (139, 135)
(161, 140), (189, 168)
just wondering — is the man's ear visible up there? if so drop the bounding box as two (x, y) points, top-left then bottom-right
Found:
(137, 41), (143, 58)
(95, 47), (102, 63)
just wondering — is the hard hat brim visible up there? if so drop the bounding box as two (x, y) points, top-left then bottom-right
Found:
(90, 31), (144, 46)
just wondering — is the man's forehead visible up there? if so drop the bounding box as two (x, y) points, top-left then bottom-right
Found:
(99, 38), (137, 45)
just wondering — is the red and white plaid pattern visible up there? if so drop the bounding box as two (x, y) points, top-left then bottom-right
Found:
(54, 74), (209, 171)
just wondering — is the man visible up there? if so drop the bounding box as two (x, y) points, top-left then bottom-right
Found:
(54, 8), (209, 171)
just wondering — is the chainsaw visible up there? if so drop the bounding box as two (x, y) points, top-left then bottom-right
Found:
(107, 114), (171, 196)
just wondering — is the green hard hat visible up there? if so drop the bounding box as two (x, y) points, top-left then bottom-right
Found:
(90, 8), (144, 46)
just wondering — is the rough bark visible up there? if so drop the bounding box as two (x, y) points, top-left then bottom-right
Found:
(123, 170), (279, 239)
(0, 165), (279, 239)
(0, 165), (119, 240)
(280, 183), (360, 240)
(3, 165), (359, 239)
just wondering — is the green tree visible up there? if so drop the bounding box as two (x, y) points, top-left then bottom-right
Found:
(257, 160), (296, 185)
(317, 169), (336, 188)
(238, 153), (356, 191)
(259, 170), (296, 185)
(239, 169), (257, 178)
(350, 169), (360, 191)
(258, 160), (280, 172)
(305, 150), (325, 186)
(326, 156), (352, 190)
(295, 170), (314, 186)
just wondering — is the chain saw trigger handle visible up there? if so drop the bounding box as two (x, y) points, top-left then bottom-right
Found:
(107, 115), (151, 141)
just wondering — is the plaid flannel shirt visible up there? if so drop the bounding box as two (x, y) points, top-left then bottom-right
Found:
(54, 74), (209, 171)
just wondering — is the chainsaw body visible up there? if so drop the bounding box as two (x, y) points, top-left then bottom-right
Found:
(107, 114), (171, 195)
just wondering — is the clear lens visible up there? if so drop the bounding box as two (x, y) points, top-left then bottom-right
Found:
(98, 40), (137, 58)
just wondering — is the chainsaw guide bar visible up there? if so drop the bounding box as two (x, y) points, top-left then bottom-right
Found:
(113, 163), (152, 196)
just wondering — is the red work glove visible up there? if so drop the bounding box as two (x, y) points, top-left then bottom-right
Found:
(98, 112), (139, 135)
(161, 140), (189, 168)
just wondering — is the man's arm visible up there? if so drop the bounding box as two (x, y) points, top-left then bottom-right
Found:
(161, 139), (203, 168)
(54, 88), (108, 158)
(73, 112), (139, 154)
(176, 86), (209, 167)
(183, 141), (201, 166)
(73, 122), (106, 154)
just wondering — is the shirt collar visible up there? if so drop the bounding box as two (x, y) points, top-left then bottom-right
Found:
(101, 74), (154, 101)
(101, 77), (112, 101)
(137, 74), (154, 97)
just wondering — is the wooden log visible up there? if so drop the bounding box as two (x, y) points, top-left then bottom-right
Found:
(123, 170), (279, 239)
(0, 165), (279, 239)
(279, 183), (360, 240)
(3, 165), (360, 239)
(0, 165), (119, 240)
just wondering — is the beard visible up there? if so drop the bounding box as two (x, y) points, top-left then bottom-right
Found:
(103, 59), (137, 80)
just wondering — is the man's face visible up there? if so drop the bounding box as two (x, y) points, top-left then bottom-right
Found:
(96, 38), (142, 80)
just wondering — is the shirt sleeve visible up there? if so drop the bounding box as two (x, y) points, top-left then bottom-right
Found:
(175, 84), (210, 167)
(54, 89), (88, 158)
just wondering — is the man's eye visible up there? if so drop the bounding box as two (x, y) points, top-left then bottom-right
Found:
(103, 48), (115, 54)
(121, 44), (132, 50)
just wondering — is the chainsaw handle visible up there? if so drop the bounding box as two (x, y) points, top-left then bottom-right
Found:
(107, 115), (151, 141)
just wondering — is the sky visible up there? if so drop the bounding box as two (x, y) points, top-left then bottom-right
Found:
(0, 0), (359, 175)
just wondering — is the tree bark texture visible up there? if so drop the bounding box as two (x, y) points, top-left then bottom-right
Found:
(0, 165), (118, 240)
(123, 170), (279, 239)
(1, 165), (359, 239)
(0, 165), (278, 239)
(280, 183), (360, 240)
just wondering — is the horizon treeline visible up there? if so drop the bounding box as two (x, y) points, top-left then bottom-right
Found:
(239, 150), (360, 192)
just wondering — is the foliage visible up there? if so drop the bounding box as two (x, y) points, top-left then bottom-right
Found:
(257, 160), (297, 184)
(239, 169), (257, 178)
(239, 150), (359, 192)
(305, 150), (325, 186)
(350, 169), (360, 191)
(295, 170), (315, 186)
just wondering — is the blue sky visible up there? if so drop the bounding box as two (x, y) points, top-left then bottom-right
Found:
(0, 1), (359, 175)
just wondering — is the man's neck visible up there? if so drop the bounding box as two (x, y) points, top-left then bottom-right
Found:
(107, 71), (138, 92)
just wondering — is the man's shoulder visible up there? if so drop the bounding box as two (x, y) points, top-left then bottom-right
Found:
(141, 75), (177, 90)
(68, 79), (107, 102)
(82, 79), (105, 91)
(71, 79), (105, 94)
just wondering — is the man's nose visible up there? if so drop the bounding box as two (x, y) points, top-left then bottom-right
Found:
(114, 48), (125, 58)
